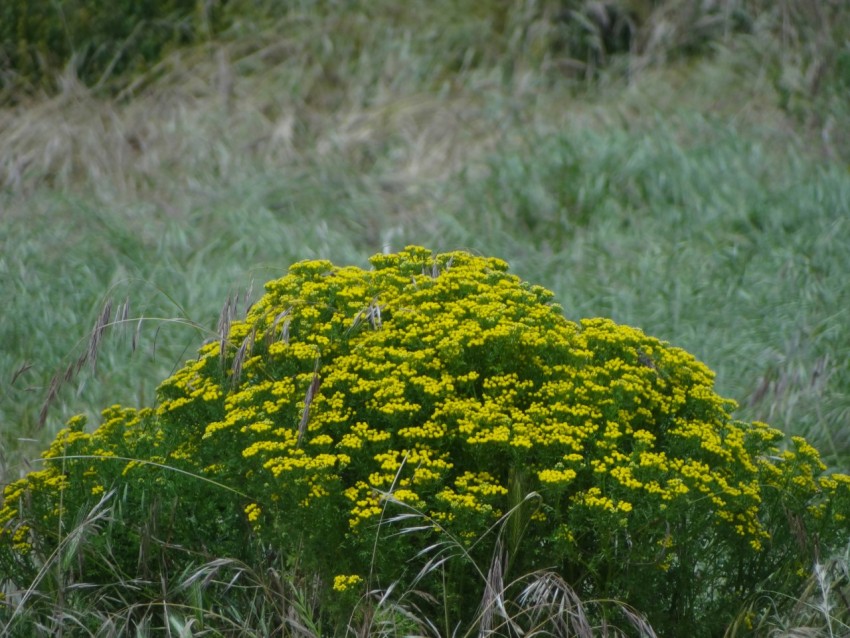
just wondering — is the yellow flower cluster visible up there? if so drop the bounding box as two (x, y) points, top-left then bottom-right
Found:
(245, 503), (262, 523)
(332, 574), (363, 592)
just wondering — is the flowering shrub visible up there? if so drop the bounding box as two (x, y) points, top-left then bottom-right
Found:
(2, 246), (849, 635)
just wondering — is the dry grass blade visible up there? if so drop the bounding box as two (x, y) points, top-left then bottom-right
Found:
(519, 572), (592, 637)
(297, 359), (321, 447)
(231, 328), (255, 388)
(243, 280), (254, 316)
(616, 604), (659, 638)
(408, 549), (462, 594)
(178, 557), (250, 591)
(37, 297), (124, 427)
(216, 293), (238, 365)
(117, 296), (130, 326)
(517, 571), (658, 638)
(38, 373), (62, 428)
(264, 308), (292, 347)
(478, 538), (513, 637)
(282, 317), (291, 345)
(367, 300), (382, 330)
(348, 297), (384, 336)
(132, 317), (143, 353)
(10, 362), (33, 385)
(88, 298), (114, 373)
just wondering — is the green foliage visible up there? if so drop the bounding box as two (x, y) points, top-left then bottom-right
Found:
(2, 247), (849, 636)
(551, 0), (750, 78)
(554, 0), (850, 142)
(0, 0), (224, 92)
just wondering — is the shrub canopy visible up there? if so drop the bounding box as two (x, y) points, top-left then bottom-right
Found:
(2, 246), (848, 635)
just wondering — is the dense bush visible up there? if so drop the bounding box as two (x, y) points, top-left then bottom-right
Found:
(0, 0), (224, 92)
(2, 247), (849, 635)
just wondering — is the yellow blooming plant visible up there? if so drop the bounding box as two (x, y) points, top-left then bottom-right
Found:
(1, 246), (849, 635)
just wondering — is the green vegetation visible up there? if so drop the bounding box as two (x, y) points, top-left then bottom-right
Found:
(0, 0), (222, 94)
(3, 247), (849, 636)
(1, 0), (849, 635)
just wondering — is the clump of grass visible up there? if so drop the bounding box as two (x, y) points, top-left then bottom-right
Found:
(728, 544), (850, 637)
(376, 490), (659, 638)
(1, 464), (660, 637)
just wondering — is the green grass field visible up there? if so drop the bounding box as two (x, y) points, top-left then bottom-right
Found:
(2, 1), (849, 634)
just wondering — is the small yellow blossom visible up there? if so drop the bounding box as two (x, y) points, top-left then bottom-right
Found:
(244, 503), (262, 522)
(333, 574), (364, 592)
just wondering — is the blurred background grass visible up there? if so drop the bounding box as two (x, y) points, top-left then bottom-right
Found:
(1, 0), (849, 485)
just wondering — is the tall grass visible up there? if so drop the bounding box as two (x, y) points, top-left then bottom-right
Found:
(0, 468), (662, 637)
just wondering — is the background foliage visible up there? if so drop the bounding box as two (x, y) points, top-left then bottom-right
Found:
(0, 0), (224, 94)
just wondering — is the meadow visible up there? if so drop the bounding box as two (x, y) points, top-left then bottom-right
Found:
(1, 1), (849, 635)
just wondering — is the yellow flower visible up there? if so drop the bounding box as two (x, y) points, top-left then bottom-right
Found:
(244, 503), (262, 523)
(538, 468), (577, 485)
(333, 574), (363, 592)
